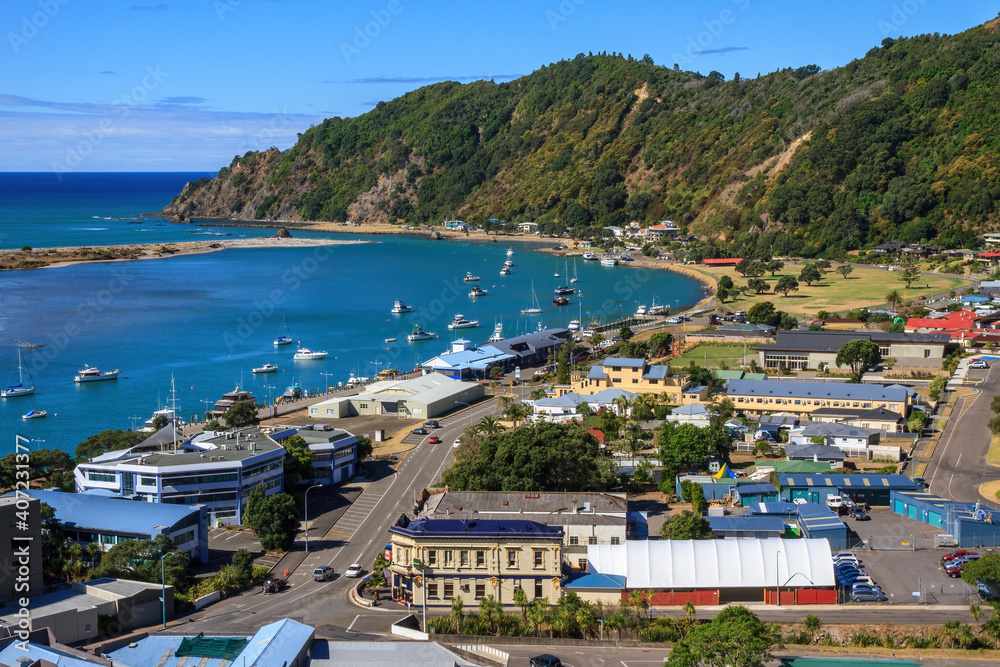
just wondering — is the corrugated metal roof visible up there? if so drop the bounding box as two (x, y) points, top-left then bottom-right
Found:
(586, 539), (835, 589)
(308, 640), (477, 666)
(726, 379), (910, 402)
(707, 516), (785, 532)
(391, 518), (563, 539)
(0, 641), (102, 667)
(564, 572), (627, 589)
(604, 357), (646, 368)
(108, 636), (236, 667)
(735, 483), (777, 495)
(780, 473), (916, 489)
(15, 489), (199, 535)
(240, 618), (314, 667)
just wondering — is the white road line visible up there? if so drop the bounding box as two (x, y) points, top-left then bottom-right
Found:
(347, 615), (360, 632)
(955, 452), (963, 468)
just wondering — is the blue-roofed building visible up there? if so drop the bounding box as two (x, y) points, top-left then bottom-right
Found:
(0, 631), (106, 667)
(665, 402), (711, 427)
(707, 515), (785, 539)
(236, 618), (314, 667)
(563, 572), (627, 603)
(795, 502), (849, 549)
(420, 339), (516, 379)
(490, 328), (572, 367)
(725, 379), (914, 418)
(532, 387), (635, 423)
(733, 483), (778, 504)
(891, 490), (1000, 547)
(13, 489), (208, 562)
(571, 357), (708, 405)
(388, 517), (564, 608)
(778, 473), (919, 506)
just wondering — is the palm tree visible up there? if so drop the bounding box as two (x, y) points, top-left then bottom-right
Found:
(505, 403), (530, 426)
(684, 601), (696, 621)
(803, 614), (821, 640)
(529, 388), (549, 401)
(451, 595), (464, 633)
(497, 395), (514, 414)
(513, 587), (529, 621)
(366, 570), (387, 602)
(885, 289), (904, 308)
(478, 595), (504, 635)
(526, 599), (549, 637)
(970, 603), (983, 632)
(476, 415), (506, 435)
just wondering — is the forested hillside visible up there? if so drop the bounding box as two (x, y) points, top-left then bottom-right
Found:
(164, 16), (1000, 255)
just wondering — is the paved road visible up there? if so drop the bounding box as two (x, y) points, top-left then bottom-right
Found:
(925, 363), (998, 507)
(178, 396), (501, 637)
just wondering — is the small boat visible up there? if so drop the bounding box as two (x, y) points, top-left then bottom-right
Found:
(253, 362), (279, 374)
(293, 347), (328, 360)
(506, 248), (514, 256)
(345, 372), (367, 388)
(568, 319), (580, 331)
(504, 259), (514, 267)
(469, 286), (488, 297)
(499, 267), (511, 276)
(22, 409), (46, 419)
(391, 300), (412, 314)
(463, 272), (480, 282)
(521, 280), (542, 314)
(74, 365), (120, 383)
(554, 286), (575, 295)
(407, 325), (435, 341)
(570, 260), (579, 284)
(635, 305), (648, 317)
(274, 316), (294, 346)
(447, 314), (480, 330)
(385, 337), (396, 343)
(488, 321), (504, 343)
(582, 252), (598, 261)
(649, 299), (670, 316)
(2, 349), (35, 398)
(600, 256), (619, 266)
(553, 296), (570, 307)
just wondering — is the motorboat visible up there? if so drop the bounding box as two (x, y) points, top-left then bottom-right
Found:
(447, 314), (480, 330)
(499, 267), (511, 276)
(209, 386), (257, 417)
(506, 248), (514, 256)
(384, 337), (396, 343)
(253, 362), (279, 374)
(274, 316), (294, 346)
(649, 299), (670, 316)
(504, 259), (514, 267)
(600, 256), (619, 266)
(345, 372), (368, 388)
(463, 272), (480, 282)
(469, 286), (488, 297)
(635, 305), (648, 317)
(293, 347), (328, 360)
(74, 365), (120, 383)
(488, 321), (504, 343)
(22, 410), (46, 419)
(521, 281), (542, 314)
(554, 286), (575, 295)
(582, 252), (598, 261)
(407, 325), (435, 341)
(553, 296), (570, 307)
(2, 349), (35, 398)
(391, 300), (412, 314)
(568, 319), (580, 331)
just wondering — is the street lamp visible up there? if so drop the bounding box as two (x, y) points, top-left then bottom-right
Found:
(775, 549), (782, 606)
(263, 385), (274, 424)
(160, 553), (168, 629)
(454, 400), (474, 429)
(304, 483), (323, 553)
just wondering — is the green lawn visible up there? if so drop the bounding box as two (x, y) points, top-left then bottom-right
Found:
(668, 344), (750, 369)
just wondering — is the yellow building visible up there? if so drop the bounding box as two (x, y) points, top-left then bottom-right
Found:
(724, 379), (913, 418)
(388, 517), (564, 608)
(568, 357), (710, 405)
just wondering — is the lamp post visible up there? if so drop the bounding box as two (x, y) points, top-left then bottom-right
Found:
(454, 400), (473, 429)
(160, 553), (168, 629)
(263, 384), (274, 424)
(304, 483), (323, 553)
(775, 549), (782, 606)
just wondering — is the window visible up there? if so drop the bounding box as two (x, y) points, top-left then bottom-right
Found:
(568, 536), (579, 546)
(649, 379), (658, 385)
(507, 549), (517, 568)
(475, 583), (486, 598)
(611, 537), (621, 545)
(396, 547), (404, 562)
(444, 582), (454, 598)
(533, 550), (544, 568)
(444, 551), (453, 567)
(475, 550), (485, 567)
(427, 550), (437, 566)
(427, 582), (438, 598)
(632, 378), (638, 384)
(577, 558), (588, 570)
(588, 536), (597, 545)
(139, 476), (157, 487)
(534, 579), (543, 599)
(87, 471), (116, 483)
(460, 550), (469, 567)
(924, 349), (931, 358)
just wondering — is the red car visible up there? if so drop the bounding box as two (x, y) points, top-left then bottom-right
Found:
(941, 549), (978, 562)
(427, 436), (441, 444)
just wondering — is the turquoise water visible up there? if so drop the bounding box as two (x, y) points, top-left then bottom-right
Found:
(0, 174), (705, 454)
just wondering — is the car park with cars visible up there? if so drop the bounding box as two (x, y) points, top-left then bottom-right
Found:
(942, 549), (978, 562)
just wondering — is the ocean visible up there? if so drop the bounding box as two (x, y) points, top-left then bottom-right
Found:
(0, 173), (705, 455)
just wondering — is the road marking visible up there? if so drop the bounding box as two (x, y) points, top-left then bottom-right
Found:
(347, 615), (360, 632)
(955, 452), (963, 468)
(225, 532), (242, 541)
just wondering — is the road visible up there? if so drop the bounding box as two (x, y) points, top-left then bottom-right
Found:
(180, 396), (502, 637)
(925, 363), (998, 506)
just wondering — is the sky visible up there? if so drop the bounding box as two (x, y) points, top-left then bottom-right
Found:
(1, 0), (998, 173)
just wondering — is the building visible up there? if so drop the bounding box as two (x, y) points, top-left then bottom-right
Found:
(349, 372), (485, 420)
(444, 220), (469, 231)
(904, 310), (981, 337)
(0, 495), (43, 601)
(74, 427), (285, 522)
(15, 489), (208, 563)
(517, 222), (538, 233)
(788, 422), (879, 458)
(388, 517), (563, 608)
(209, 386), (256, 418)
(783, 443), (845, 466)
(890, 490), (1000, 547)
(490, 328), (572, 367)
(732, 483), (779, 504)
(983, 233), (1000, 248)
(707, 516), (785, 539)
(419, 491), (633, 572)
(701, 257), (743, 267)
(687, 324), (776, 345)
(419, 339), (516, 380)
(578, 539), (836, 606)
(0, 578), (172, 645)
(642, 222), (681, 242)
(778, 473), (919, 506)
(809, 406), (906, 433)
(0, 629), (109, 667)
(291, 424), (359, 485)
(724, 379), (914, 418)
(531, 387), (635, 423)
(871, 241), (908, 254)
(571, 357), (710, 405)
(756, 330), (951, 371)
(664, 403), (712, 427)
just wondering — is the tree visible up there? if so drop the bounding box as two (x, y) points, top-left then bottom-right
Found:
(366, 569), (387, 602)
(657, 423), (715, 480)
(835, 339), (882, 381)
(898, 259), (921, 288)
(282, 435), (314, 486)
(648, 332), (673, 357)
(836, 265), (854, 279)
(95, 534), (192, 590)
(242, 483), (265, 529)
(734, 258), (753, 276)
(718, 275), (734, 291)
(798, 264), (822, 286)
(744, 261), (766, 278)
(961, 552), (1000, 594)
(475, 415), (506, 435)
(556, 338), (575, 384)
(224, 401), (259, 428)
(814, 259), (832, 273)
(803, 614), (822, 640)
(746, 277), (769, 294)
(661, 511), (714, 540)
(151, 413), (169, 430)
(251, 492), (300, 552)
(356, 434), (373, 461)
(514, 586), (530, 621)
(927, 375), (947, 403)
(908, 410), (929, 433)
(667, 605), (779, 667)
(746, 301), (777, 325)
(451, 595), (464, 631)
(774, 275), (799, 297)
(619, 325), (634, 342)
(75, 428), (147, 463)
(885, 289), (904, 308)
(684, 363), (717, 389)
(765, 259), (784, 276)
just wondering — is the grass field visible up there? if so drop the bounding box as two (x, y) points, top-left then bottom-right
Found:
(669, 344), (750, 369)
(698, 262), (967, 316)
(988, 435), (1000, 467)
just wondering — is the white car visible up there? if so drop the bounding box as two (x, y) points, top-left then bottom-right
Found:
(344, 563), (363, 578)
(453, 438), (462, 448)
(969, 359), (989, 369)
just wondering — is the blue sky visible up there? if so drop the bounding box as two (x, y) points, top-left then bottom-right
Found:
(2, 0), (997, 172)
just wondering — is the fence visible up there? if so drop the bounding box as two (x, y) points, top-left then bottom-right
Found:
(917, 577), (973, 606)
(864, 534), (917, 551)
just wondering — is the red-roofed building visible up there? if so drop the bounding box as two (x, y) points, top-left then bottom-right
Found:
(588, 428), (605, 445)
(906, 310), (982, 342)
(975, 251), (1000, 266)
(702, 258), (743, 267)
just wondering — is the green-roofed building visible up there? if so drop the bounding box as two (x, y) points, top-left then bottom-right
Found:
(755, 460), (833, 474)
(714, 370), (767, 381)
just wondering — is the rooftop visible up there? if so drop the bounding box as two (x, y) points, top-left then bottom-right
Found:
(390, 517), (563, 539)
(707, 515), (785, 532)
(759, 329), (950, 353)
(11, 490), (201, 534)
(726, 379), (911, 402)
(133, 428), (282, 468)
(424, 490), (628, 516)
(779, 473), (917, 488)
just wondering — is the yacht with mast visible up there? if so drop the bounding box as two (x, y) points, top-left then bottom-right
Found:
(521, 281), (542, 314)
(2, 349), (35, 397)
(274, 316), (294, 346)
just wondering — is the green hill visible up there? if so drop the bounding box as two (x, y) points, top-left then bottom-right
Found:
(164, 16), (1000, 255)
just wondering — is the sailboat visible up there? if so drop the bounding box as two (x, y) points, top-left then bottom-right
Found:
(274, 316), (293, 346)
(521, 280), (542, 314)
(2, 349), (35, 398)
(570, 260), (579, 284)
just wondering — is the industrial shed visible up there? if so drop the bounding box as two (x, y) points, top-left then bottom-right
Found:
(891, 490), (1000, 547)
(584, 539), (836, 606)
(779, 473), (919, 506)
(707, 515), (785, 539)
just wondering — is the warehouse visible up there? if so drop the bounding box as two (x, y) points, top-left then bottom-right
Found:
(707, 516), (785, 539)
(891, 490), (1000, 547)
(778, 473), (919, 506)
(349, 372), (485, 419)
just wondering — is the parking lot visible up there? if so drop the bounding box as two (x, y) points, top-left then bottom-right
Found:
(838, 507), (981, 606)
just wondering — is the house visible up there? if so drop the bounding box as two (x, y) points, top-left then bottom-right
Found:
(419, 339), (515, 380)
(783, 443), (845, 466)
(349, 372), (485, 420)
(643, 221), (681, 242)
(724, 379), (914, 418)
(14, 489), (208, 562)
(532, 388), (635, 423)
(983, 233), (1000, 248)
(975, 250), (1000, 266)
(74, 427), (286, 522)
(687, 324), (775, 345)
(756, 329), (952, 371)
(664, 403), (712, 427)
(808, 406), (907, 433)
(491, 328), (572, 367)
(778, 473), (919, 505)
(788, 422), (879, 458)
(871, 241), (908, 254)
(605, 225), (624, 238)
(571, 357), (709, 405)
(419, 490), (633, 572)
(517, 222), (538, 233)
(905, 310), (980, 335)
(444, 220), (469, 231)
(387, 517), (563, 608)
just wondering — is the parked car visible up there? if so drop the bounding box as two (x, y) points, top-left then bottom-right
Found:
(978, 580), (999, 600)
(912, 477), (928, 489)
(851, 583), (884, 596)
(427, 436), (441, 444)
(969, 359), (989, 369)
(849, 507), (871, 521)
(942, 549), (978, 562)
(344, 563), (363, 578)
(945, 555), (982, 577)
(530, 656), (563, 667)
(411, 427), (428, 435)
(833, 551), (857, 559)
(263, 578), (287, 594)
(313, 566), (334, 582)
(851, 590), (888, 602)
(424, 420), (440, 428)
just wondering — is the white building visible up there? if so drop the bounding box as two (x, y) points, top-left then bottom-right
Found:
(531, 388), (635, 423)
(664, 403), (712, 428)
(788, 422), (880, 458)
(293, 424), (359, 484)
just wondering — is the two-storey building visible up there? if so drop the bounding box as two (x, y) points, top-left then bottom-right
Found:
(570, 357), (710, 405)
(724, 379), (913, 418)
(388, 517), (563, 608)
